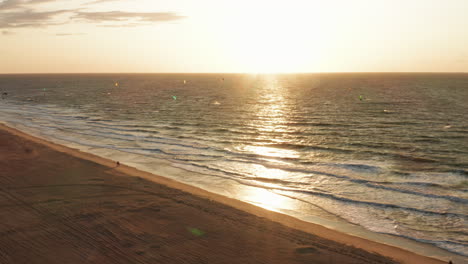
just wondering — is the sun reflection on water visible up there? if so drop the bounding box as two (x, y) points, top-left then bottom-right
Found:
(242, 145), (299, 159)
(235, 75), (297, 212)
(241, 75), (299, 159)
(241, 187), (292, 212)
(249, 163), (290, 180)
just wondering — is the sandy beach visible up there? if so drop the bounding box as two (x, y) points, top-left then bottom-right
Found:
(0, 123), (447, 264)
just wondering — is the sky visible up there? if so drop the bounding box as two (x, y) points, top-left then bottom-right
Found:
(1, 0), (468, 73)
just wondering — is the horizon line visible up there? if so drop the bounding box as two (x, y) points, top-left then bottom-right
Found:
(1, 71), (467, 75)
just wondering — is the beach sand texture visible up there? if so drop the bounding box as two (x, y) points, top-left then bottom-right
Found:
(0, 124), (446, 264)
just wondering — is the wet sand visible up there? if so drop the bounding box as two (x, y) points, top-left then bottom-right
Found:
(0, 124), (446, 264)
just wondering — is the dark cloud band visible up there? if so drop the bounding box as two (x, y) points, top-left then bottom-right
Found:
(0, 9), (69, 28)
(0, 0), (57, 10)
(0, 0), (186, 29)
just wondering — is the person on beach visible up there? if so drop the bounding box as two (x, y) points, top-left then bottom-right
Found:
(1, 92), (7, 99)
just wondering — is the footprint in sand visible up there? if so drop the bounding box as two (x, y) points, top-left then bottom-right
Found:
(295, 247), (320, 254)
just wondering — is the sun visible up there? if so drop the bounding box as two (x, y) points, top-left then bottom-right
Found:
(219, 1), (328, 73)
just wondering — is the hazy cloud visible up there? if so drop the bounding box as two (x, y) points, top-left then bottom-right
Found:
(73, 11), (185, 24)
(0, 0), (57, 10)
(30, 0), (59, 3)
(98, 23), (142, 27)
(0, 0), (186, 29)
(85, 0), (120, 5)
(55, 32), (85, 36)
(26, 0), (58, 5)
(0, 9), (69, 28)
(0, 0), (23, 10)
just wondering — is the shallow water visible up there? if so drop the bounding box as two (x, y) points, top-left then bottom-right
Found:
(1, 73), (467, 259)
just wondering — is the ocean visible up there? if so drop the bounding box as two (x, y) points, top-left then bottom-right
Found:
(0, 73), (467, 261)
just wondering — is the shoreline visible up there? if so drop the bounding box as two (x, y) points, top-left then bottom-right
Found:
(0, 123), (450, 264)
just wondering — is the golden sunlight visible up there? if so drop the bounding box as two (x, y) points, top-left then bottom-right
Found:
(220, 1), (330, 73)
(239, 75), (298, 159)
(244, 145), (299, 159)
(242, 187), (291, 212)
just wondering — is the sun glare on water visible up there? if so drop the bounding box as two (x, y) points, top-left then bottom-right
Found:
(243, 188), (291, 212)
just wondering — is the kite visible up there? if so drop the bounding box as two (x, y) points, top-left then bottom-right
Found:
(115, 82), (119, 87)
(172, 95), (177, 100)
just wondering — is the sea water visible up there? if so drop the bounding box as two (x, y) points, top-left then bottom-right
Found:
(0, 73), (467, 261)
